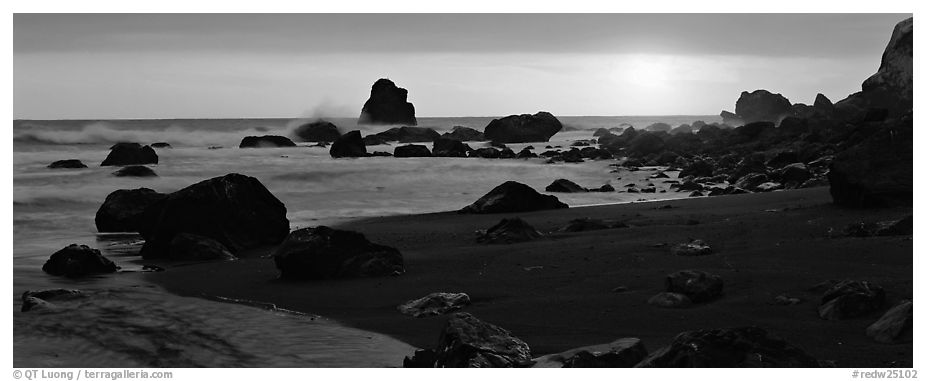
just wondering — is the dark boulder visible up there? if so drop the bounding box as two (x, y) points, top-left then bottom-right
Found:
(734, 90), (793, 124)
(139, 173), (289, 258)
(432, 138), (469, 157)
(777, 163), (811, 185)
(329, 130), (368, 158)
(441, 126), (486, 141)
(765, 151), (800, 168)
(778, 117), (809, 136)
(818, 280), (885, 320)
(813, 93), (836, 115)
(273, 226), (403, 279)
(679, 160), (714, 178)
(828, 115), (912, 207)
(239, 135), (297, 148)
(168, 233), (237, 261)
(558, 218), (625, 233)
(645, 122), (672, 132)
(545, 179), (587, 193)
(498, 148), (517, 159)
(515, 148), (538, 159)
(398, 292), (471, 318)
(95, 188), (167, 233)
(670, 240), (713, 256)
(483, 112), (563, 143)
(593, 184), (616, 192)
(460, 181), (568, 214)
(592, 128), (612, 137)
(394, 144), (432, 158)
(42, 244), (118, 278)
(358, 78), (417, 125)
(48, 159), (87, 169)
(626, 132), (665, 158)
(471, 147), (501, 159)
(532, 338), (648, 368)
(476, 218), (543, 244)
(561, 149), (583, 163)
(669, 124), (692, 135)
(665, 270), (724, 303)
(866, 300), (912, 343)
(101, 143), (158, 166)
(293, 120), (341, 142)
(21, 289), (82, 312)
(648, 292), (693, 308)
(367, 126), (440, 143)
(150, 142), (172, 148)
(112, 165), (157, 177)
(433, 312), (532, 368)
(362, 134), (390, 146)
(720, 110), (743, 126)
(636, 326), (820, 367)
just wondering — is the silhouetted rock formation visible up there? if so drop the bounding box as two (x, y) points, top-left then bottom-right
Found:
(358, 78), (417, 125)
(441, 126), (486, 141)
(734, 90), (793, 124)
(394, 144), (432, 157)
(239, 135), (296, 148)
(139, 173), (289, 258)
(112, 165), (157, 177)
(330, 130), (368, 158)
(48, 159), (87, 169)
(95, 188), (167, 233)
(101, 143), (158, 166)
(636, 327), (821, 367)
(366, 126), (440, 143)
(293, 120), (341, 142)
(545, 179), (587, 193)
(459, 181), (568, 214)
(151, 142), (172, 148)
(484, 112), (563, 143)
(432, 137), (469, 157)
(273, 226), (404, 279)
(42, 244), (118, 278)
(838, 17), (913, 120)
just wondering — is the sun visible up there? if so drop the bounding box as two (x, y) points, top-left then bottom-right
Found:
(612, 55), (673, 89)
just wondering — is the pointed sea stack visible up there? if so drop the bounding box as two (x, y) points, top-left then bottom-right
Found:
(358, 78), (417, 125)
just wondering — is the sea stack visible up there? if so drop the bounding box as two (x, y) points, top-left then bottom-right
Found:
(358, 78), (417, 125)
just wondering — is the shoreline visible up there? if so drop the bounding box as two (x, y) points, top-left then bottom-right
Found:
(145, 187), (913, 367)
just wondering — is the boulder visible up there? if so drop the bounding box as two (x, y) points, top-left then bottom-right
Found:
(273, 226), (404, 279)
(648, 292), (693, 308)
(432, 138), (469, 157)
(679, 160), (714, 178)
(545, 179), (587, 193)
(645, 122), (672, 132)
(329, 130), (368, 158)
(112, 165), (157, 177)
(476, 218), (543, 244)
(361, 134), (390, 146)
(139, 173), (289, 258)
(593, 184), (615, 192)
(95, 188), (167, 233)
(669, 124), (692, 135)
(459, 181), (568, 214)
(441, 126), (486, 141)
(239, 135), (297, 148)
(532, 338), (648, 368)
(874, 215), (913, 236)
(498, 148), (517, 159)
(626, 132), (665, 158)
(665, 270), (724, 303)
(42, 244), (118, 278)
(670, 240), (713, 256)
(293, 120), (341, 142)
(358, 78), (417, 125)
(48, 159), (87, 169)
(592, 128), (612, 137)
(558, 218), (624, 233)
(150, 142), (172, 148)
(394, 144), (432, 158)
(733, 90), (793, 124)
(21, 289), (82, 312)
(828, 115), (912, 207)
(720, 110), (743, 126)
(101, 143), (158, 166)
(471, 147), (500, 158)
(636, 326), (820, 367)
(778, 163), (812, 185)
(866, 300), (912, 343)
(515, 148), (538, 159)
(367, 126), (440, 143)
(398, 292), (471, 318)
(858, 17), (913, 117)
(818, 280), (885, 320)
(433, 313), (532, 368)
(483, 112), (563, 143)
(168, 233), (237, 261)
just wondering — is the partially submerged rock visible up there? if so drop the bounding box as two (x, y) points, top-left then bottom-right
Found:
(273, 226), (404, 279)
(358, 78), (417, 125)
(483, 112), (563, 143)
(329, 130), (368, 158)
(636, 326), (820, 367)
(441, 126), (485, 141)
(459, 181), (568, 214)
(532, 338), (648, 368)
(818, 280), (885, 320)
(21, 289), (83, 312)
(393, 144), (432, 158)
(112, 165), (157, 177)
(866, 300), (912, 343)
(239, 135), (297, 148)
(48, 159), (87, 169)
(293, 120), (341, 142)
(398, 292), (471, 318)
(42, 244), (118, 278)
(101, 143), (158, 166)
(476, 218), (543, 244)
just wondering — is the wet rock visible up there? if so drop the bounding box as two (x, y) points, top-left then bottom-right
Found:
(21, 289), (83, 312)
(101, 143), (158, 166)
(139, 173), (289, 258)
(665, 270), (723, 303)
(561, 149), (583, 163)
(42, 244), (118, 278)
(670, 240), (713, 256)
(358, 78), (417, 125)
(394, 144), (432, 158)
(168, 233), (237, 261)
(329, 130), (368, 158)
(874, 215), (912, 236)
(648, 292), (692, 308)
(483, 112), (563, 143)
(48, 159), (87, 169)
(532, 338), (648, 368)
(432, 312), (532, 367)
(398, 292), (471, 318)
(592, 184), (615, 192)
(477, 218), (543, 244)
(273, 226), (404, 279)
(471, 147), (501, 159)
(498, 148), (516, 159)
(21, 296), (55, 312)
(432, 138), (469, 157)
(293, 120), (341, 142)
(754, 182), (782, 192)
(626, 132), (666, 158)
(112, 165), (157, 177)
(239, 135), (297, 148)
(818, 280), (885, 320)
(636, 326), (821, 367)
(866, 300), (912, 343)
(734, 173), (769, 192)
(777, 163), (811, 185)
(95, 188), (168, 233)
(558, 218), (626, 233)
(828, 115), (912, 207)
(733, 90), (793, 124)
(545, 179), (587, 193)
(367, 126), (440, 143)
(460, 181), (568, 214)
(441, 126), (485, 141)
(515, 148), (538, 159)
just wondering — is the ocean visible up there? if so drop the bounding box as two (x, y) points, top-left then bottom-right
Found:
(12, 115), (719, 367)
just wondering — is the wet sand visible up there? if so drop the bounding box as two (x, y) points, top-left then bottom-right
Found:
(147, 187), (912, 367)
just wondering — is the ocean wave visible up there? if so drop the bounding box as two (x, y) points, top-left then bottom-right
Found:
(14, 122), (284, 147)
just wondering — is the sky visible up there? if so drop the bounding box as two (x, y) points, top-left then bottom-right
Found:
(13, 13), (911, 119)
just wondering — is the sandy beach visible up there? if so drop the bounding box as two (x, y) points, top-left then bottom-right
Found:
(147, 186), (912, 367)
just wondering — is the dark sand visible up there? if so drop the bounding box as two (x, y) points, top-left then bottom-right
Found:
(147, 187), (912, 367)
